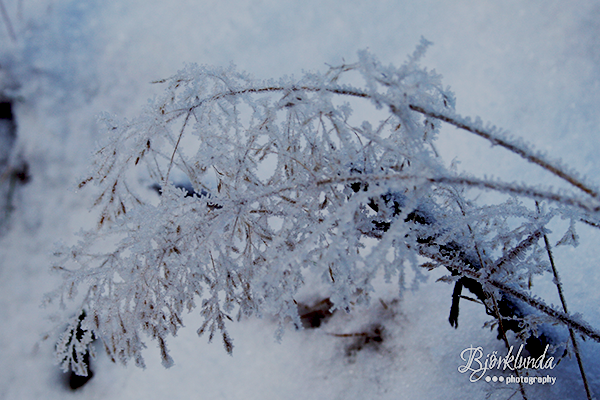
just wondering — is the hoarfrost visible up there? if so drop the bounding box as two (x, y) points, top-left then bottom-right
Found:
(48, 43), (600, 372)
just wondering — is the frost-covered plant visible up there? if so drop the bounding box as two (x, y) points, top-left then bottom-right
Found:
(46, 40), (600, 396)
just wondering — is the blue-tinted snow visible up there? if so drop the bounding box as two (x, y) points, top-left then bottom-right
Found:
(1, 0), (599, 399)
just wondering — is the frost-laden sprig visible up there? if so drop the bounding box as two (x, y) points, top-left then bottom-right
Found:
(48, 41), (600, 373)
(55, 311), (95, 377)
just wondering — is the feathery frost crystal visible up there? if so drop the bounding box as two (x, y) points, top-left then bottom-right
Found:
(47, 40), (600, 377)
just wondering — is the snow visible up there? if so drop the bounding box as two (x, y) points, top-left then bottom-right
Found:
(1, 1), (600, 399)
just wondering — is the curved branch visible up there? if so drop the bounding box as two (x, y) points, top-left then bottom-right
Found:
(316, 173), (600, 214)
(408, 104), (600, 200)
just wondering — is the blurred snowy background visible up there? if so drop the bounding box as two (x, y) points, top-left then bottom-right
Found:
(1, 1), (599, 399)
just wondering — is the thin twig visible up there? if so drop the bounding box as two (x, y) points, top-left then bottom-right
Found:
(316, 173), (600, 214)
(409, 104), (599, 200)
(165, 110), (191, 185)
(536, 202), (593, 400)
(456, 197), (527, 400)
(580, 218), (600, 229)
(479, 273), (600, 342)
(419, 245), (600, 343)
(489, 227), (545, 275)
(458, 295), (483, 305)
(490, 294), (528, 400)
(0, 0), (16, 43)
(171, 83), (600, 201)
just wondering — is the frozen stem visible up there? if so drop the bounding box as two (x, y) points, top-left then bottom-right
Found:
(537, 202), (593, 400)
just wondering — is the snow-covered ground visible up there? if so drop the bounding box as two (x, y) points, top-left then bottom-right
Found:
(1, 1), (599, 398)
